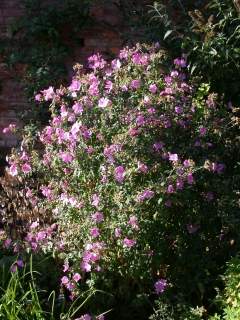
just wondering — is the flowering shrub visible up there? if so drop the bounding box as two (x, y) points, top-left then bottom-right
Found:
(4, 43), (240, 317)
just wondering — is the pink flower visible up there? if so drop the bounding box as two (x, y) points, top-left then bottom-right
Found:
(72, 102), (83, 114)
(128, 215), (139, 230)
(176, 178), (184, 190)
(36, 231), (46, 241)
(175, 106), (183, 114)
(183, 159), (191, 167)
(9, 164), (18, 176)
(73, 273), (81, 282)
(137, 189), (155, 202)
(81, 261), (91, 272)
(130, 79), (141, 89)
(92, 194), (100, 207)
(174, 57), (187, 68)
(167, 185), (175, 193)
(21, 163), (32, 174)
(68, 79), (81, 92)
(199, 127), (207, 136)
(98, 97), (111, 108)
(61, 276), (69, 285)
(79, 314), (92, 320)
(59, 152), (73, 163)
(136, 115), (145, 126)
(123, 238), (136, 248)
(88, 53), (106, 70)
(2, 123), (16, 134)
(149, 84), (158, 94)
(30, 221), (39, 229)
(137, 162), (148, 174)
(105, 80), (113, 93)
(90, 227), (100, 238)
(35, 93), (42, 101)
(114, 166), (126, 183)
(169, 153), (178, 162)
(153, 142), (164, 151)
(112, 59), (121, 69)
(41, 86), (55, 101)
(4, 238), (12, 249)
(115, 228), (122, 238)
(187, 173), (194, 184)
(91, 212), (104, 223)
(63, 262), (69, 272)
(154, 279), (167, 294)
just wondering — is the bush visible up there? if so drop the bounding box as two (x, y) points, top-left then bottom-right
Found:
(4, 43), (240, 318)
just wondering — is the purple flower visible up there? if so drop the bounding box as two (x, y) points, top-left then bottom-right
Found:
(79, 314), (92, 320)
(167, 185), (175, 194)
(217, 163), (225, 174)
(114, 166), (126, 183)
(72, 102), (83, 114)
(16, 259), (24, 268)
(90, 227), (100, 238)
(169, 153), (178, 162)
(137, 162), (148, 174)
(176, 178), (184, 190)
(154, 279), (167, 294)
(128, 215), (139, 230)
(153, 142), (164, 152)
(4, 238), (12, 249)
(35, 93), (42, 102)
(183, 159), (191, 167)
(149, 84), (158, 94)
(92, 194), (100, 207)
(187, 173), (194, 185)
(123, 238), (136, 248)
(174, 57), (187, 68)
(2, 123), (16, 134)
(68, 79), (81, 92)
(112, 59), (121, 69)
(59, 152), (73, 163)
(41, 86), (55, 101)
(81, 261), (91, 272)
(199, 127), (207, 136)
(61, 276), (69, 285)
(88, 53), (106, 70)
(98, 97), (111, 108)
(91, 212), (104, 223)
(175, 106), (183, 114)
(130, 79), (141, 89)
(115, 228), (122, 238)
(9, 164), (18, 176)
(73, 273), (81, 282)
(21, 163), (32, 174)
(137, 189), (155, 202)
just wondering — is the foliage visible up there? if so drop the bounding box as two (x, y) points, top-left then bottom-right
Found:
(149, 298), (206, 320)
(148, 0), (240, 103)
(3, 43), (240, 318)
(0, 0), (91, 124)
(0, 254), (105, 320)
(210, 256), (240, 320)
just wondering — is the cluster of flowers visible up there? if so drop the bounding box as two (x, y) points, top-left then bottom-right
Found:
(4, 43), (230, 303)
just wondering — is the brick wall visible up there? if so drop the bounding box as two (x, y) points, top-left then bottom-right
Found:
(0, 0), (151, 156)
